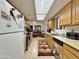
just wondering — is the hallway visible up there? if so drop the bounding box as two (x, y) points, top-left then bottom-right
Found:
(24, 37), (55, 59)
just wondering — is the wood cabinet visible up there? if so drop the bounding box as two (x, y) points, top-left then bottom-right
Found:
(48, 20), (52, 28)
(63, 44), (79, 59)
(45, 34), (55, 51)
(55, 0), (79, 26)
(63, 48), (78, 59)
(59, 2), (71, 26)
(72, 0), (76, 24)
(47, 19), (55, 29)
(75, 0), (79, 24)
(71, 0), (79, 25)
(63, 50), (69, 59)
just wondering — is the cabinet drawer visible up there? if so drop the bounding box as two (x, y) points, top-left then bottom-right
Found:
(64, 44), (79, 58)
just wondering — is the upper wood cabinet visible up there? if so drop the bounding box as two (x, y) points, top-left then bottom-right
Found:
(48, 20), (53, 29)
(55, 0), (79, 26)
(72, 0), (76, 24)
(59, 2), (72, 26)
(75, 0), (79, 24)
(47, 19), (55, 29)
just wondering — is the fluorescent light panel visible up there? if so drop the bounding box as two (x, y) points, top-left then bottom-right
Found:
(35, 0), (54, 20)
(36, 15), (46, 20)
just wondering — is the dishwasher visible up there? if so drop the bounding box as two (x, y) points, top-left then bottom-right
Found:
(53, 38), (63, 59)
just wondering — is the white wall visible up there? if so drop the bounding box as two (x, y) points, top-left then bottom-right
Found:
(34, 21), (48, 32)
(33, 21), (46, 32)
(56, 25), (79, 36)
(26, 21), (47, 32)
(65, 25), (79, 32)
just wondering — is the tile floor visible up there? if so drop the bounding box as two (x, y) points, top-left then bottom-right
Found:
(24, 37), (55, 59)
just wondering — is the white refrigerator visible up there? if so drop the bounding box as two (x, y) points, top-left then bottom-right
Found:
(0, 0), (25, 59)
(0, 15), (25, 59)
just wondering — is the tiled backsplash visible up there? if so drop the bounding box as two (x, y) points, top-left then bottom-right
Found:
(56, 25), (79, 36)
(65, 25), (79, 32)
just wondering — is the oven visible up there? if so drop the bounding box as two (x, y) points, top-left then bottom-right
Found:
(53, 38), (63, 59)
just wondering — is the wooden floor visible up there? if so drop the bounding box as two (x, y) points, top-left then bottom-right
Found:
(24, 37), (55, 59)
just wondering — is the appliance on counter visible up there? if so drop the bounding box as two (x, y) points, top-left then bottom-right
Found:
(53, 38), (63, 59)
(47, 29), (52, 33)
(66, 32), (79, 40)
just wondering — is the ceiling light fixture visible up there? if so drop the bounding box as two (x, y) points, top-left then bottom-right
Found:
(35, 0), (54, 21)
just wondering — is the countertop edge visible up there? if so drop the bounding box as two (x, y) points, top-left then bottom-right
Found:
(45, 32), (79, 51)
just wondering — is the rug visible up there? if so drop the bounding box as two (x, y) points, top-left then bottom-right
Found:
(38, 39), (54, 56)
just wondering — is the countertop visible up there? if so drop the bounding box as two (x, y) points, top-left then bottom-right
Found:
(46, 32), (79, 51)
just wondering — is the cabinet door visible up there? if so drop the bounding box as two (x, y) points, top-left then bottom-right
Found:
(60, 13), (65, 26)
(76, 0), (79, 24)
(45, 34), (55, 51)
(72, 0), (76, 24)
(47, 35), (55, 50)
(48, 20), (52, 28)
(63, 52), (69, 59)
(63, 48), (78, 59)
(48, 19), (55, 29)
(60, 3), (71, 26)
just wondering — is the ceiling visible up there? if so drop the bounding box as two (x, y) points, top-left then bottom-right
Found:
(7, 0), (36, 21)
(7, 0), (71, 22)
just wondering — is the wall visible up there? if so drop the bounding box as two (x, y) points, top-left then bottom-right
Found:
(35, 21), (47, 32)
(56, 25), (79, 36)
(65, 25), (79, 32)
(26, 21), (48, 32)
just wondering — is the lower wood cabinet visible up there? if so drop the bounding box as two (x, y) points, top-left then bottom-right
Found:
(63, 48), (78, 59)
(45, 34), (55, 51)
(45, 34), (79, 59)
(63, 44), (79, 59)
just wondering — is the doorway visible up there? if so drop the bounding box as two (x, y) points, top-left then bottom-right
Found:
(35, 25), (41, 31)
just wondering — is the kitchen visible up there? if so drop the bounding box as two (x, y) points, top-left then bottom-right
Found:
(0, 0), (79, 59)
